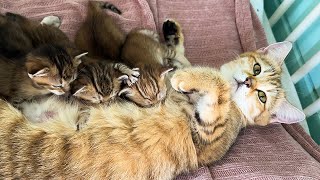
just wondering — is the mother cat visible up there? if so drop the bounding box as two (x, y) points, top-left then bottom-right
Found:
(0, 42), (304, 179)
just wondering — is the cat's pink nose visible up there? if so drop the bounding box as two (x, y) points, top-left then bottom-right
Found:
(244, 77), (252, 88)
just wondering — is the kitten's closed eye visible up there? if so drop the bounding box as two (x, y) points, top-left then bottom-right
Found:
(52, 84), (63, 88)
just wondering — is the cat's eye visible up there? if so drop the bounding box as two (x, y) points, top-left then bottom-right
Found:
(257, 90), (267, 103)
(253, 63), (261, 76)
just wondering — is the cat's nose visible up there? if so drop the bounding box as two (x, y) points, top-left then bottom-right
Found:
(244, 77), (252, 88)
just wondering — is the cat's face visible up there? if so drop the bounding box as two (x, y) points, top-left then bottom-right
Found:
(220, 42), (305, 125)
(71, 62), (124, 104)
(26, 45), (85, 95)
(119, 67), (173, 107)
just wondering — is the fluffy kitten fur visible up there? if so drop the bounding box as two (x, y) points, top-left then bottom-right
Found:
(0, 42), (305, 179)
(0, 44), (82, 105)
(0, 12), (74, 58)
(75, 1), (124, 60)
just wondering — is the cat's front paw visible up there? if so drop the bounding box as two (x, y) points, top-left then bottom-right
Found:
(40, 15), (61, 28)
(171, 67), (228, 95)
(170, 70), (198, 94)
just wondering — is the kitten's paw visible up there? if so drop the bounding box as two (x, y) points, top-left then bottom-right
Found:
(91, 1), (122, 14)
(76, 115), (89, 131)
(125, 68), (140, 86)
(163, 19), (182, 46)
(103, 2), (122, 14)
(76, 121), (87, 131)
(41, 15), (61, 28)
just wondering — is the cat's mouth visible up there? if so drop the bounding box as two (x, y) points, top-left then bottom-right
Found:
(232, 77), (244, 92)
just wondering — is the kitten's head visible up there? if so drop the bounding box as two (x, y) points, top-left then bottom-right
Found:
(70, 61), (125, 104)
(220, 42), (305, 126)
(26, 44), (86, 95)
(119, 65), (173, 107)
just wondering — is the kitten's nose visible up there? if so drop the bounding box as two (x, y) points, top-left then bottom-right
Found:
(98, 94), (104, 102)
(244, 77), (252, 88)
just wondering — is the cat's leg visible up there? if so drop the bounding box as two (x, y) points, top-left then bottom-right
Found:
(40, 16), (61, 28)
(171, 67), (231, 143)
(162, 20), (191, 67)
(171, 67), (237, 165)
(113, 63), (140, 86)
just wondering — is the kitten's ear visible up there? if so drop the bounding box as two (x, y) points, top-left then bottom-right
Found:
(72, 86), (88, 97)
(270, 99), (305, 124)
(73, 52), (88, 66)
(160, 67), (174, 79)
(257, 41), (292, 66)
(118, 88), (134, 97)
(28, 67), (50, 79)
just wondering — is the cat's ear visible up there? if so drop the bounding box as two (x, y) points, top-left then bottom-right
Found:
(118, 88), (134, 97)
(73, 52), (88, 66)
(28, 67), (50, 79)
(270, 99), (305, 124)
(72, 86), (88, 97)
(257, 41), (292, 66)
(160, 67), (174, 79)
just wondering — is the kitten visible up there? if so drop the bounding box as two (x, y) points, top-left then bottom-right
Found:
(119, 19), (191, 107)
(0, 12), (79, 59)
(0, 44), (84, 105)
(75, 1), (189, 107)
(74, 1), (139, 97)
(0, 41), (305, 179)
(69, 57), (134, 130)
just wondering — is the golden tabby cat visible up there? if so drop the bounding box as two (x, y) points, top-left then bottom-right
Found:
(0, 42), (304, 179)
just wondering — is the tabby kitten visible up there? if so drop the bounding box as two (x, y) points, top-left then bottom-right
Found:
(74, 1), (140, 100)
(119, 19), (190, 107)
(0, 12), (74, 58)
(0, 44), (84, 105)
(0, 41), (305, 179)
(69, 57), (136, 129)
(75, 1), (189, 107)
